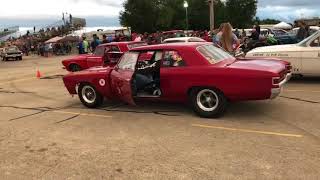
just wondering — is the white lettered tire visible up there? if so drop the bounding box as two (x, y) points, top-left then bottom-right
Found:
(190, 88), (228, 118)
(78, 83), (103, 108)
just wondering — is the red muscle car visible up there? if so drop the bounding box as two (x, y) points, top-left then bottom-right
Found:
(63, 42), (292, 118)
(62, 41), (147, 72)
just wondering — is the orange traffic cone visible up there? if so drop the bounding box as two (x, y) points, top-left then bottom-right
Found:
(36, 70), (42, 79)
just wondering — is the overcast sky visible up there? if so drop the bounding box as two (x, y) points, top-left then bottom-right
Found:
(0, 0), (319, 27)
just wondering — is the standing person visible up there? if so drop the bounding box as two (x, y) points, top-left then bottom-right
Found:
(102, 34), (108, 44)
(250, 25), (260, 41)
(234, 28), (240, 38)
(296, 21), (307, 42)
(78, 38), (84, 54)
(91, 34), (101, 52)
(134, 34), (142, 42)
(107, 35), (113, 43)
(213, 23), (225, 46)
(305, 25), (310, 37)
(241, 29), (247, 38)
(82, 37), (89, 54)
(218, 23), (240, 54)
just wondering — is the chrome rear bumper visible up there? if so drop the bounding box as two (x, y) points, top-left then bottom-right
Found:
(270, 73), (292, 99)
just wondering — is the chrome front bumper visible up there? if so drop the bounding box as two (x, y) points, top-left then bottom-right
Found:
(5, 54), (22, 58)
(270, 73), (292, 99)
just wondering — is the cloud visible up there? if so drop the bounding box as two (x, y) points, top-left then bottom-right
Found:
(0, 0), (319, 27)
(258, 0), (320, 8)
(0, 0), (125, 19)
(256, 0), (320, 22)
(257, 3), (320, 22)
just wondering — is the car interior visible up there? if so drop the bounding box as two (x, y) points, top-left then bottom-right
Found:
(132, 51), (162, 98)
(310, 36), (320, 47)
(103, 46), (123, 65)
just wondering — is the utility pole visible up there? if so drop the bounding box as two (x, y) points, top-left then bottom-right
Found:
(184, 1), (189, 30)
(208, 0), (215, 32)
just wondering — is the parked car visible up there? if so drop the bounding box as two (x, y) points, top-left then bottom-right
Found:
(62, 41), (147, 72)
(63, 42), (291, 118)
(246, 30), (320, 76)
(1, 46), (23, 61)
(163, 37), (206, 43)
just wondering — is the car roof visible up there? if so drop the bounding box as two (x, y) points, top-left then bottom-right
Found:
(163, 37), (205, 42)
(131, 42), (211, 51)
(99, 41), (147, 47)
(162, 30), (184, 34)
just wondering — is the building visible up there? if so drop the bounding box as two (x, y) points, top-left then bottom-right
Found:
(295, 18), (320, 27)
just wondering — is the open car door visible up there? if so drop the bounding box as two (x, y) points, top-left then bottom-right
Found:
(110, 52), (139, 105)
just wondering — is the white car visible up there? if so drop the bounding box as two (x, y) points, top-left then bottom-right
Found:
(163, 37), (206, 43)
(246, 30), (320, 76)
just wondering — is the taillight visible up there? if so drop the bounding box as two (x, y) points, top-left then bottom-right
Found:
(272, 77), (280, 87)
(286, 64), (292, 73)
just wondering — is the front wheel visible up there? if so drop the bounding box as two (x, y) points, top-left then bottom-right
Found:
(190, 88), (228, 118)
(78, 84), (103, 108)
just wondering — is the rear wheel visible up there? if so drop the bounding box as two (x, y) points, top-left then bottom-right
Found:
(78, 84), (103, 108)
(190, 88), (228, 118)
(70, 64), (81, 72)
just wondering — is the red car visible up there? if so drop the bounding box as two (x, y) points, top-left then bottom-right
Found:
(63, 42), (292, 118)
(62, 41), (147, 72)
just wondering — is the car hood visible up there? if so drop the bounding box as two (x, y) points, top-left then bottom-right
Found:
(227, 59), (285, 74)
(248, 44), (297, 54)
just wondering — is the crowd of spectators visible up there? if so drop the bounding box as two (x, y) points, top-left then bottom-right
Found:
(2, 24), (78, 56)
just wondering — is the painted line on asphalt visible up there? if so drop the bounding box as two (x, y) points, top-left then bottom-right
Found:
(52, 110), (113, 118)
(284, 89), (320, 93)
(0, 77), (36, 86)
(191, 124), (303, 138)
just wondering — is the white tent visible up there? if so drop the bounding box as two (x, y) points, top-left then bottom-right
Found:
(273, 22), (292, 30)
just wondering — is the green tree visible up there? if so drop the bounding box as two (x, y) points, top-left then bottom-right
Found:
(259, 18), (281, 24)
(119, 0), (257, 32)
(225, 0), (257, 28)
(120, 0), (160, 33)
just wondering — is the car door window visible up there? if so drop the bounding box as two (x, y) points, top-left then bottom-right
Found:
(94, 46), (105, 56)
(310, 37), (320, 47)
(117, 52), (139, 71)
(162, 50), (186, 68)
(110, 45), (120, 52)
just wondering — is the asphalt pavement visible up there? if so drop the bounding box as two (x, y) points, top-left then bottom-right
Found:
(0, 55), (319, 179)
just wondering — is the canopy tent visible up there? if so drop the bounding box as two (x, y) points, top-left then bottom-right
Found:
(45, 36), (64, 44)
(273, 22), (292, 30)
(45, 36), (79, 44)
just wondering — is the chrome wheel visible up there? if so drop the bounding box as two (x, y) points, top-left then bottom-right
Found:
(81, 85), (96, 104)
(196, 89), (219, 112)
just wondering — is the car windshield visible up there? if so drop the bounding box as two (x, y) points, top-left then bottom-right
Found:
(298, 31), (320, 46)
(127, 43), (148, 49)
(5, 47), (18, 51)
(197, 44), (235, 64)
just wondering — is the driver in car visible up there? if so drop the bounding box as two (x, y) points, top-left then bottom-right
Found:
(134, 55), (161, 94)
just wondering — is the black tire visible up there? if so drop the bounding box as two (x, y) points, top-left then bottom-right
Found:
(190, 88), (228, 118)
(3, 57), (7, 61)
(19, 56), (22, 60)
(78, 83), (103, 108)
(70, 64), (81, 72)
